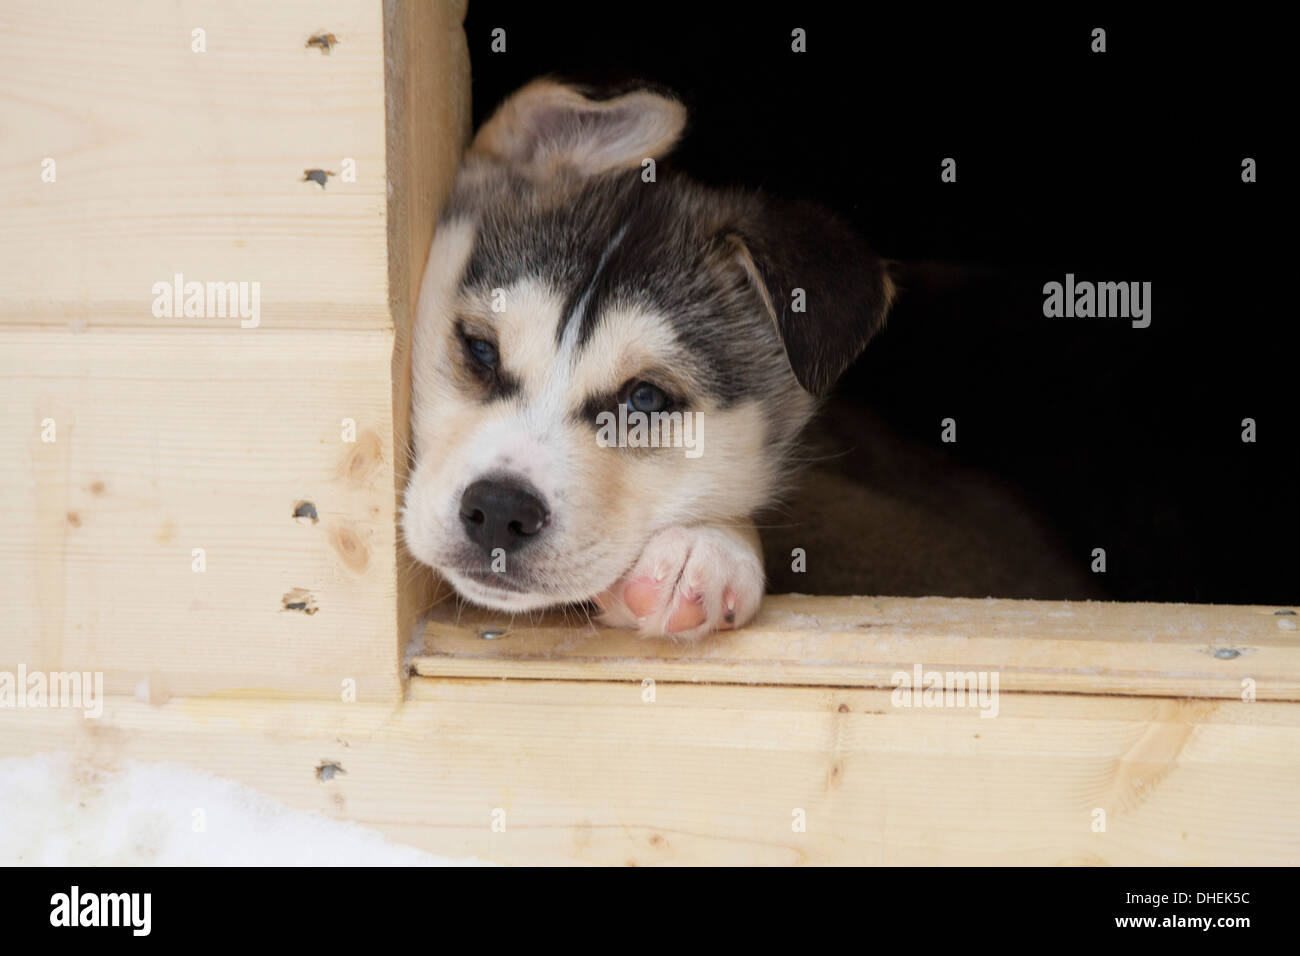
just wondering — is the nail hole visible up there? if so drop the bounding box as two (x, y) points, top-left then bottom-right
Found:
(303, 169), (334, 188)
(315, 760), (345, 782)
(282, 588), (318, 615)
(292, 500), (319, 524)
(306, 32), (339, 54)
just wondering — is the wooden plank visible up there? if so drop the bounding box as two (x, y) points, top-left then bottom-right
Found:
(2, 681), (1297, 865)
(0, 1), (472, 696)
(0, 0), (388, 329)
(0, 328), (402, 699)
(384, 0), (471, 334)
(413, 595), (1300, 700)
(383, 0), (471, 668)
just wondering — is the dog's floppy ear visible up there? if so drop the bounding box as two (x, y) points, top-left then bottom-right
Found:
(726, 200), (895, 397)
(469, 78), (687, 178)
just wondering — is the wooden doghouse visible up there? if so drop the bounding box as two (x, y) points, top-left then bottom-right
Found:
(1, 1), (1297, 865)
(1, 0), (468, 700)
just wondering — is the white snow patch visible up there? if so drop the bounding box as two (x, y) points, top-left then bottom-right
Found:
(0, 753), (489, 866)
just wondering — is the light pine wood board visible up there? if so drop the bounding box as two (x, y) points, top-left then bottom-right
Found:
(0, 328), (403, 699)
(415, 595), (1300, 700)
(0, 1), (472, 696)
(2, 682), (1296, 865)
(383, 0), (471, 673)
(0, 0), (389, 329)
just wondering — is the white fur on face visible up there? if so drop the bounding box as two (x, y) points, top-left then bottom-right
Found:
(401, 218), (778, 613)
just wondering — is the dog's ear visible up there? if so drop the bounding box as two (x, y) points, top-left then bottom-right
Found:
(469, 78), (687, 178)
(725, 200), (896, 397)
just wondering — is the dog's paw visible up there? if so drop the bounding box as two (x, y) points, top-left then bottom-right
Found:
(594, 524), (764, 640)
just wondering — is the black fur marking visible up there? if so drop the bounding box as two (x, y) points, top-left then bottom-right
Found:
(727, 199), (893, 397)
(446, 164), (890, 406)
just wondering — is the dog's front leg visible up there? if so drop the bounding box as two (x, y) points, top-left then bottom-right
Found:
(594, 522), (765, 640)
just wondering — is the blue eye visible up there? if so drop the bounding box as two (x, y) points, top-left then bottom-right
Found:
(628, 381), (668, 414)
(466, 337), (498, 369)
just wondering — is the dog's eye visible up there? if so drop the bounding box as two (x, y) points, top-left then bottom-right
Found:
(465, 336), (499, 369)
(627, 381), (668, 414)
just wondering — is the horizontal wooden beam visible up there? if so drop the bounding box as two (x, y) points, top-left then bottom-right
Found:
(0, 328), (402, 699)
(0, 1), (390, 330)
(413, 595), (1300, 701)
(3, 679), (1297, 865)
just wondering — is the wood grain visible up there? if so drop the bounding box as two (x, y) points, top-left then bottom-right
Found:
(2, 681), (1296, 865)
(384, 0), (471, 672)
(0, 0), (388, 329)
(415, 594), (1300, 700)
(0, 1), (471, 698)
(0, 328), (402, 698)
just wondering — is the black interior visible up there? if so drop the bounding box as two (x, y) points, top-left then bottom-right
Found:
(461, 4), (1292, 604)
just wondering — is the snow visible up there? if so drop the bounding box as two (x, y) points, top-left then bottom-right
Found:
(0, 753), (489, 866)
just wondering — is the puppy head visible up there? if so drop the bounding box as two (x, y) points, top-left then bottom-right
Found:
(402, 79), (893, 611)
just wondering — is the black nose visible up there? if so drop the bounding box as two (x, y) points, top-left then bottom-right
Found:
(459, 478), (549, 555)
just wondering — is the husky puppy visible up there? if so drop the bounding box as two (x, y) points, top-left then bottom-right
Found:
(402, 80), (893, 639)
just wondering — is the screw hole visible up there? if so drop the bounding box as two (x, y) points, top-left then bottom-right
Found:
(306, 32), (339, 54)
